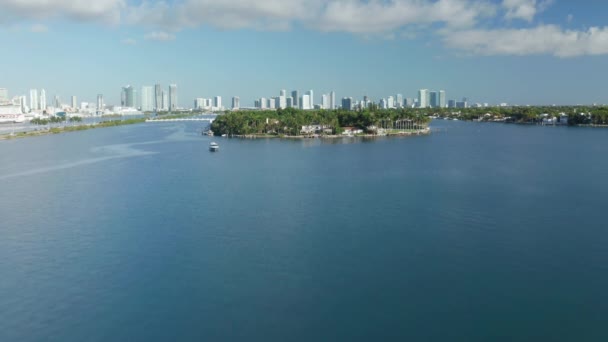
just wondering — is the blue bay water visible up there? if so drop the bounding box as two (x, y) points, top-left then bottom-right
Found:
(0, 120), (607, 341)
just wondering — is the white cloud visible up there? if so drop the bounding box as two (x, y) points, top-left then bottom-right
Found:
(144, 31), (176, 41)
(442, 25), (608, 58)
(121, 38), (137, 45)
(502, 0), (553, 22)
(30, 23), (48, 33)
(0, 0), (124, 24)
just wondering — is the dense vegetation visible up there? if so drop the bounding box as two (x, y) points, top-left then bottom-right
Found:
(427, 106), (608, 125)
(210, 108), (431, 136)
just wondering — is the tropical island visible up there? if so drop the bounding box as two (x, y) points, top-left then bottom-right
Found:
(209, 107), (431, 137)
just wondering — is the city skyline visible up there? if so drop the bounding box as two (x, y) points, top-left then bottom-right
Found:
(1, 1), (608, 105)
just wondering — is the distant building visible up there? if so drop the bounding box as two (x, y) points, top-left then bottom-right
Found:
(141, 86), (154, 111)
(418, 89), (429, 108)
(387, 96), (395, 109)
(448, 99), (456, 108)
(430, 91), (438, 108)
(29, 89), (38, 111)
(291, 90), (299, 108)
(161, 91), (168, 110)
(379, 98), (387, 109)
(40, 89), (47, 111)
(0, 88), (8, 102)
(342, 97), (353, 111)
(301, 95), (311, 110)
(122, 85), (136, 108)
(286, 97), (293, 108)
(439, 90), (446, 108)
(96, 94), (104, 113)
(71, 96), (77, 109)
(169, 84), (177, 110)
(330, 91), (336, 110)
(396, 94), (403, 108)
(154, 84), (162, 111)
(306, 90), (314, 109)
(232, 96), (240, 110)
(214, 96), (222, 109)
(321, 94), (330, 109)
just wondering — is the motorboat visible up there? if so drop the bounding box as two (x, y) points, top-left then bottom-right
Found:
(209, 142), (219, 152)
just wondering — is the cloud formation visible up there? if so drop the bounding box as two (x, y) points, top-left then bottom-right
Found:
(502, 0), (553, 22)
(0, 0), (124, 24)
(442, 25), (608, 57)
(144, 31), (176, 41)
(1, 0), (607, 57)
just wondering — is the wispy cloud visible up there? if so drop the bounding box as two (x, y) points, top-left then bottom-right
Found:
(0, 0), (124, 24)
(144, 31), (175, 42)
(30, 23), (48, 33)
(121, 38), (137, 45)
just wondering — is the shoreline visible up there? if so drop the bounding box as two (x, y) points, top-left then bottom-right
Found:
(0, 118), (146, 141)
(225, 128), (431, 139)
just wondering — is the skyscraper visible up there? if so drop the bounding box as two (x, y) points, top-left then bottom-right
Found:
(291, 90), (299, 108)
(161, 91), (168, 111)
(96, 94), (104, 113)
(321, 94), (329, 109)
(141, 86), (154, 111)
(154, 84), (162, 111)
(301, 95), (311, 110)
(342, 97), (353, 111)
(232, 96), (240, 110)
(123, 85), (136, 108)
(330, 91), (336, 110)
(29, 89), (38, 111)
(213, 96), (222, 109)
(418, 89), (429, 108)
(430, 91), (438, 108)
(439, 90), (446, 108)
(39, 89), (47, 111)
(306, 90), (314, 109)
(169, 84), (177, 111)
(71, 96), (77, 109)
(0, 88), (8, 102)
(388, 96), (395, 109)
(396, 94), (403, 108)
(54, 96), (61, 108)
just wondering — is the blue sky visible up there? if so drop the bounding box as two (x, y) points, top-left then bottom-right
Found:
(1, 0), (608, 106)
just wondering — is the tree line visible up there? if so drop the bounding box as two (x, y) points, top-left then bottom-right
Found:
(210, 108), (431, 136)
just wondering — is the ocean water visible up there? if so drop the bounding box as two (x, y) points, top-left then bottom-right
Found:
(1, 120), (607, 341)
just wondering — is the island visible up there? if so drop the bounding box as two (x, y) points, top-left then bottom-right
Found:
(209, 108), (431, 138)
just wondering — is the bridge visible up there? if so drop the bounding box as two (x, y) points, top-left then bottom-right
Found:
(145, 118), (215, 123)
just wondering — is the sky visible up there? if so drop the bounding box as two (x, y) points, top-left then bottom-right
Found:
(1, 0), (608, 106)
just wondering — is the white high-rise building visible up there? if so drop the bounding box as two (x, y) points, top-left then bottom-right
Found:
(306, 90), (314, 109)
(260, 97), (267, 109)
(96, 94), (104, 113)
(330, 91), (336, 109)
(154, 84), (162, 111)
(194, 98), (204, 110)
(39, 89), (47, 111)
(232, 96), (240, 110)
(396, 94), (403, 108)
(141, 86), (154, 111)
(269, 97), (276, 109)
(388, 96), (395, 109)
(71, 96), (77, 109)
(301, 95), (311, 110)
(29, 89), (38, 111)
(0, 88), (8, 102)
(214, 96), (222, 109)
(418, 89), (429, 108)
(20, 96), (27, 112)
(321, 94), (330, 109)
(169, 84), (177, 110)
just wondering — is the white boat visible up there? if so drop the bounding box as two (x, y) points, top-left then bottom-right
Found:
(209, 142), (219, 152)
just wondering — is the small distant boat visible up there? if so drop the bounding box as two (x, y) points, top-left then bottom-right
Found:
(202, 129), (213, 136)
(209, 142), (219, 152)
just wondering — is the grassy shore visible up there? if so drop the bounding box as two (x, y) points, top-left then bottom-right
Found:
(0, 118), (147, 140)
